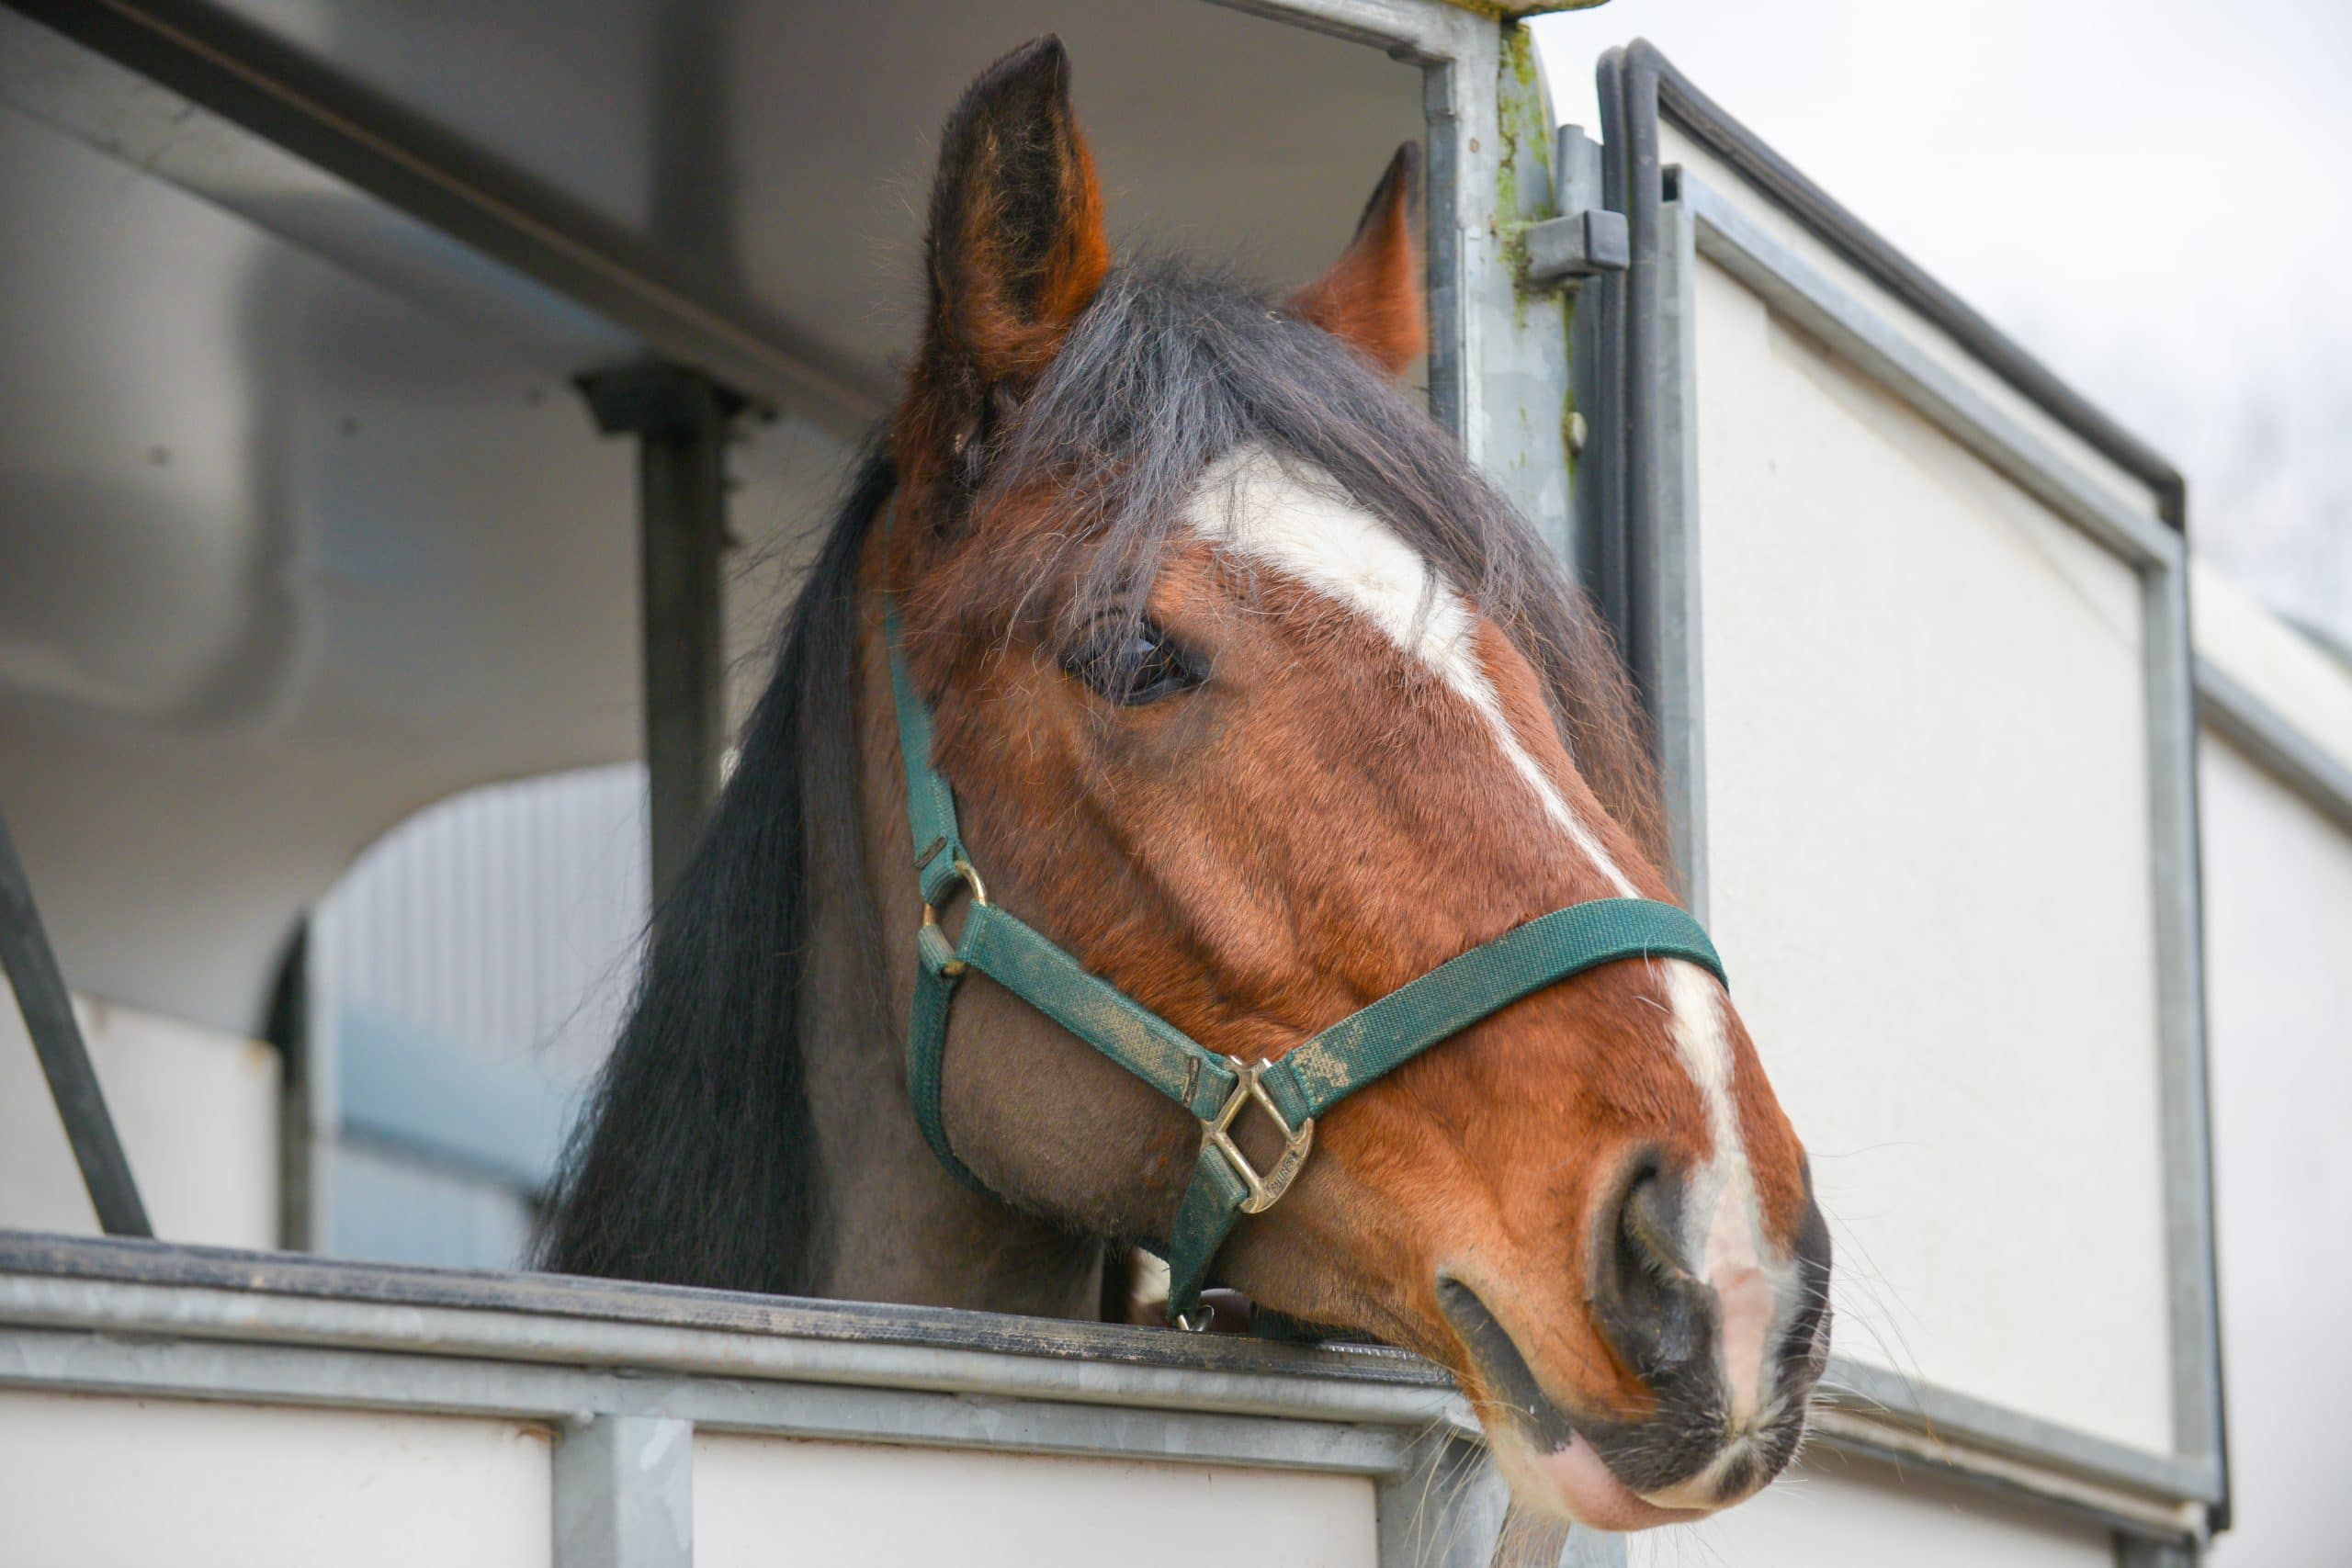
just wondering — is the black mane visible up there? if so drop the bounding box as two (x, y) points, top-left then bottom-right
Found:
(535, 454), (888, 1292)
(537, 261), (1655, 1294)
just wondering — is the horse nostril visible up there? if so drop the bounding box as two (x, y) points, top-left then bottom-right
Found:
(1590, 1156), (1711, 1382)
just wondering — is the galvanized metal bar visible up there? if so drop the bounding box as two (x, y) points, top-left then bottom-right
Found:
(0, 1319), (1414, 1477)
(0, 0), (885, 432)
(1679, 180), (2177, 571)
(1820, 1355), (2218, 1506)
(2115, 1531), (2202, 1568)
(580, 365), (739, 904)
(2142, 543), (2230, 1524)
(1199, 0), (1457, 55)
(0, 1269), (1464, 1432)
(0, 812), (151, 1237)
(553, 1415), (694, 1568)
(0, 1239), (2227, 1529)
(2196, 657), (2352, 837)
(1424, 17), (1578, 555)
(1635, 41), (2186, 528)
(1375, 1431), (1508, 1568)
(1647, 194), (1708, 913)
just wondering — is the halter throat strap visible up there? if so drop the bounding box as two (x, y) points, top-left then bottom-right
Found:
(885, 601), (1725, 1328)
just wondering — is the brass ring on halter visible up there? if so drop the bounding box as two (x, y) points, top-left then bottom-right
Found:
(921, 858), (991, 976)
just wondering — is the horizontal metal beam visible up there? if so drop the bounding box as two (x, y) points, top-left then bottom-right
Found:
(0, 1231), (2227, 1533)
(1680, 176), (2178, 572)
(2196, 656), (2352, 837)
(1819, 1355), (2220, 1508)
(1634, 39), (2186, 529)
(0, 0), (888, 434)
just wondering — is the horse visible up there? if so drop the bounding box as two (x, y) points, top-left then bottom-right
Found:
(539, 37), (1830, 1532)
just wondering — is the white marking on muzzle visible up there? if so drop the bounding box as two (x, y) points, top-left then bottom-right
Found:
(1664, 964), (1773, 1423)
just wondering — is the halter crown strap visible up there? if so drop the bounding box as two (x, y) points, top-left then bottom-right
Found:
(886, 604), (1725, 1328)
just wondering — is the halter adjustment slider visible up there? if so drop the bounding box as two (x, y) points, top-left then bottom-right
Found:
(1202, 1060), (1316, 1215)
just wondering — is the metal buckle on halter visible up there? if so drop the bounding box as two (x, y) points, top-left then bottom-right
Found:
(1202, 1061), (1316, 1214)
(919, 858), (989, 976)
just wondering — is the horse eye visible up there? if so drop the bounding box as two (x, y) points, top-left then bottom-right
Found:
(1062, 620), (1202, 705)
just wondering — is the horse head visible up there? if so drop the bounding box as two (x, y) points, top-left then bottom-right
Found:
(875, 38), (1831, 1530)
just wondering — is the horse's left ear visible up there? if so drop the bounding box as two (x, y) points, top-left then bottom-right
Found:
(1287, 143), (1426, 377)
(918, 37), (1110, 405)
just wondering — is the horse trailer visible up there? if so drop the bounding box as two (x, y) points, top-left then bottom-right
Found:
(3, 2), (2344, 1563)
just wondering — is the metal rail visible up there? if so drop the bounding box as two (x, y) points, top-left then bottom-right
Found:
(1584, 40), (2227, 1554)
(0, 0), (889, 432)
(0, 814), (151, 1238)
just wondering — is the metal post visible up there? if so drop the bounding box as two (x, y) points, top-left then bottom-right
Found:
(0, 807), (151, 1236)
(553, 1414), (694, 1568)
(579, 364), (742, 904)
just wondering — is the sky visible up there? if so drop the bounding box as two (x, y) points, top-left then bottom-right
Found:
(1529, 0), (2352, 650)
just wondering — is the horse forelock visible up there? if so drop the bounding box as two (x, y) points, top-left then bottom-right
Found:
(900, 259), (1668, 872)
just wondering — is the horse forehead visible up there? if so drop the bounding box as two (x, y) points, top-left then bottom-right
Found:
(1178, 446), (1464, 658)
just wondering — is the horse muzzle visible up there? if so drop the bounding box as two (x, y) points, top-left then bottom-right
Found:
(1434, 1159), (1833, 1530)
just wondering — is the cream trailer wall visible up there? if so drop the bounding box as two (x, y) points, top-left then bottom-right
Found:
(1650, 114), (2193, 1458)
(2191, 564), (2352, 1568)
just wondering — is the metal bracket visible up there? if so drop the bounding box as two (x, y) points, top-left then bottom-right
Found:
(1522, 126), (1628, 284)
(1523, 209), (1630, 281)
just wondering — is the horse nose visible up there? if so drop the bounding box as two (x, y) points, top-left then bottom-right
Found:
(1589, 1156), (1717, 1390)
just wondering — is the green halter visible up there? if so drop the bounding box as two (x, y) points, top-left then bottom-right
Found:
(887, 603), (1726, 1329)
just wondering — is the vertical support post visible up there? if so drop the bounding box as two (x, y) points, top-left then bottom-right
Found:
(1376, 1427), (1624, 1568)
(580, 365), (742, 903)
(262, 921), (319, 1250)
(2115, 1532), (2201, 1568)
(0, 807), (151, 1236)
(1378, 1429), (1511, 1568)
(553, 1414), (694, 1568)
(1422, 16), (1577, 558)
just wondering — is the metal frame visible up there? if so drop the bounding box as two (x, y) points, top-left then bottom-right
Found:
(2196, 657), (2352, 840)
(0, 2), (1605, 1562)
(0, 0), (2233, 1553)
(0, 812), (151, 1238)
(0, 1232), (2215, 1548)
(580, 365), (742, 904)
(0, 1234), (1520, 1568)
(0, 0), (888, 434)
(1583, 39), (2227, 1543)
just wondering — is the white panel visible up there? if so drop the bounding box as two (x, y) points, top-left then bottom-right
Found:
(0, 993), (277, 1247)
(0, 1389), (549, 1568)
(1629, 1455), (2113, 1568)
(694, 1434), (1377, 1568)
(2199, 735), (2352, 1568)
(1691, 249), (2175, 1450)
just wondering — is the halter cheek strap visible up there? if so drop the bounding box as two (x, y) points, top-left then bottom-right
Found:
(887, 602), (1726, 1329)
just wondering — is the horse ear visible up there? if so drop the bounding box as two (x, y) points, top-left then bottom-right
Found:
(1288, 143), (1426, 377)
(917, 38), (1110, 413)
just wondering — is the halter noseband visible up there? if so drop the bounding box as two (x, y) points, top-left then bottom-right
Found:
(887, 603), (1726, 1330)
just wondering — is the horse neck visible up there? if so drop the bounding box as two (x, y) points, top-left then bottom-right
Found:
(786, 532), (1106, 1317)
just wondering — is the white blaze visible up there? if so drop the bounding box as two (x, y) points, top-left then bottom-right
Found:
(1182, 447), (1638, 898)
(1184, 446), (1775, 1434)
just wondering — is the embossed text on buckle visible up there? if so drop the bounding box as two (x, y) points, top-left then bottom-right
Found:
(1202, 1061), (1316, 1214)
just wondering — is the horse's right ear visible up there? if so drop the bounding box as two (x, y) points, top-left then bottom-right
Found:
(910, 37), (1109, 454)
